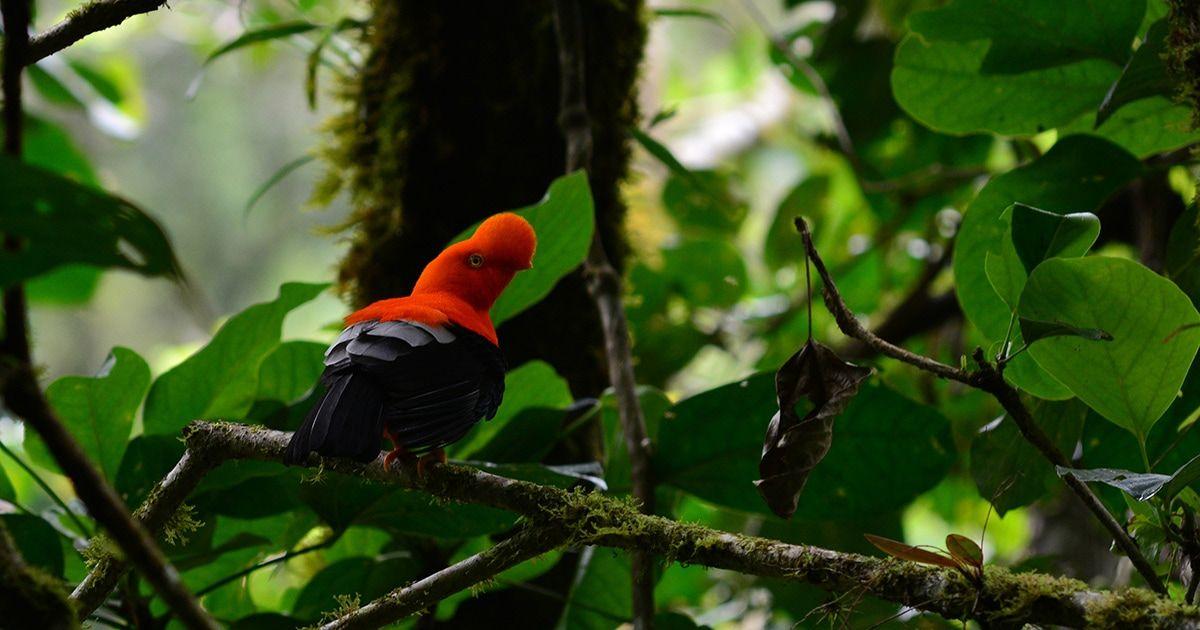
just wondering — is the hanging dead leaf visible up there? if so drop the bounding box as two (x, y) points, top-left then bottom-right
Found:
(863, 534), (961, 569)
(945, 533), (983, 568)
(754, 339), (872, 518)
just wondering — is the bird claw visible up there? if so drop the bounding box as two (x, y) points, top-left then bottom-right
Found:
(415, 449), (446, 480)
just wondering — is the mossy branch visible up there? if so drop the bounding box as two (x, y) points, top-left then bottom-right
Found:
(69, 421), (1200, 628)
(0, 518), (77, 629)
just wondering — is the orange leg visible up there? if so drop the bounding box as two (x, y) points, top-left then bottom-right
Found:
(382, 429), (415, 471)
(416, 448), (447, 479)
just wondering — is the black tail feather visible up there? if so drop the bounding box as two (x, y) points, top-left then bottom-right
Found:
(284, 373), (386, 465)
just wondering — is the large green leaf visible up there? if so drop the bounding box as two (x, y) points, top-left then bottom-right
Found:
(893, 37), (1119, 136)
(1097, 19), (1172, 126)
(907, 0), (1142, 73)
(1064, 97), (1200, 158)
(970, 398), (1087, 514)
(292, 555), (421, 622)
(0, 514), (65, 578)
(660, 238), (748, 308)
(254, 340), (326, 404)
(1010, 204), (1101, 274)
(454, 171), (594, 325)
(1167, 204), (1200, 308)
(25, 347), (149, 482)
(557, 547), (632, 630)
(956, 136), (1141, 340)
(1019, 257), (1200, 439)
(0, 154), (183, 288)
(656, 376), (953, 519)
(450, 360), (572, 459)
(143, 282), (327, 435)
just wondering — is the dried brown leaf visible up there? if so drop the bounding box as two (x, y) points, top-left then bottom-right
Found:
(945, 533), (983, 568)
(754, 339), (871, 518)
(864, 534), (960, 569)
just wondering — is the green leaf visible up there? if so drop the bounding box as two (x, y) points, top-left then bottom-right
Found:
(661, 170), (747, 235)
(292, 554), (421, 622)
(1019, 318), (1113, 345)
(243, 155), (315, 218)
(601, 387), (669, 496)
(1, 514), (65, 578)
(454, 172), (594, 325)
(558, 547), (632, 630)
(893, 37), (1119, 136)
(0, 463), (14, 503)
(1064, 97), (1200, 158)
(970, 398), (1087, 514)
(205, 21), (321, 65)
(450, 360), (572, 459)
(254, 340), (326, 404)
(0, 155), (184, 289)
(1097, 19), (1173, 126)
(27, 64), (84, 109)
(65, 59), (126, 105)
(660, 239), (748, 308)
(1019, 257), (1200, 438)
(1159, 454), (1200, 504)
(299, 472), (516, 538)
(25, 348), (150, 481)
(1010, 204), (1101, 274)
(957, 137), (1140, 340)
(143, 282), (327, 435)
(907, 0), (1142, 73)
(1167, 204), (1200, 309)
(657, 376), (953, 519)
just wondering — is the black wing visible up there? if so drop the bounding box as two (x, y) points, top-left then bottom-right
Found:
(283, 320), (505, 465)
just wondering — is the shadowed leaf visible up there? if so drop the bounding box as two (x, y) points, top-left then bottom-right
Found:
(1010, 203), (1100, 274)
(1020, 318), (1113, 345)
(755, 340), (872, 519)
(946, 534), (983, 568)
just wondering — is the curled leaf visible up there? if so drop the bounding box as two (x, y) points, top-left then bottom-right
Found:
(755, 339), (872, 519)
(945, 534), (983, 568)
(864, 534), (960, 569)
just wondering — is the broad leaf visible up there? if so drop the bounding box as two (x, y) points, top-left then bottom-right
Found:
(143, 282), (327, 435)
(292, 555), (420, 622)
(1020, 257), (1200, 439)
(907, 0), (1142, 73)
(1010, 204), (1101, 274)
(0, 514), (65, 578)
(1056, 466), (1170, 501)
(970, 399), (1087, 514)
(1065, 96), (1200, 158)
(1097, 19), (1173, 126)
(755, 340), (872, 519)
(1167, 204), (1200, 308)
(254, 340), (326, 404)
(657, 375), (954, 519)
(26, 347), (150, 481)
(0, 155), (183, 289)
(450, 360), (572, 459)
(453, 172), (594, 325)
(557, 547), (632, 630)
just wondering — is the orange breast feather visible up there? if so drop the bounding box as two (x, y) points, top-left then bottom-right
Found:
(344, 294), (498, 345)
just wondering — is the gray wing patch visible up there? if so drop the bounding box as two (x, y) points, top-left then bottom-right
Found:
(324, 320), (456, 366)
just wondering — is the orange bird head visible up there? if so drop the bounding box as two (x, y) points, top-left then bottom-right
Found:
(412, 212), (537, 312)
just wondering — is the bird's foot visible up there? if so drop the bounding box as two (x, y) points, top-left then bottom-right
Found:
(416, 449), (446, 480)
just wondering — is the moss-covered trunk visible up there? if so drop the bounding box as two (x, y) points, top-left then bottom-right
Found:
(319, 0), (645, 398)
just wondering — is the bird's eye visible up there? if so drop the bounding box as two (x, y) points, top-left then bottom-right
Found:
(467, 253), (485, 268)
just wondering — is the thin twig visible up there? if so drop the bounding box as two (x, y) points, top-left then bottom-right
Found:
(551, 1), (656, 628)
(319, 524), (568, 630)
(795, 218), (1167, 595)
(25, 0), (171, 65)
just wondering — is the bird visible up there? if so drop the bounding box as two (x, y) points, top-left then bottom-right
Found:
(283, 212), (537, 476)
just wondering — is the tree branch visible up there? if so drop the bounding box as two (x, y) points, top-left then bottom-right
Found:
(0, 517), (76, 628)
(73, 421), (1200, 628)
(320, 524), (568, 630)
(551, 0), (656, 627)
(795, 217), (1168, 594)
(24, 0), (170, 66)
